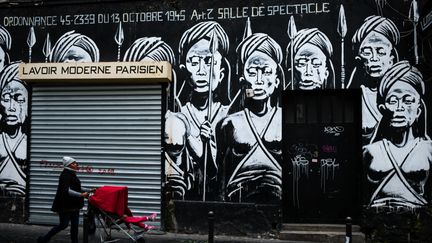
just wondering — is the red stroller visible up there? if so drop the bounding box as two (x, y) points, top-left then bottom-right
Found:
(88, 186), (156, 243)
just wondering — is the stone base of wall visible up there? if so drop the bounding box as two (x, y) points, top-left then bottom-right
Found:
(165, 200), (280, 238)
(361, 207), (432, 242)
(0, 197), (26, 223)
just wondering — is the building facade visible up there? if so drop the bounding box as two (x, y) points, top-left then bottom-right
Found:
(0, 0), (431, 241)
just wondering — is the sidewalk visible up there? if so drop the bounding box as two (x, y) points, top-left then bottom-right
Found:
(0, 223), (310, 243)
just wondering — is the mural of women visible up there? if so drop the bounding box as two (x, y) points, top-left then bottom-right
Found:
(49, 30), (99, 62)
(0, 62), (28, 196)
(216, 33), (283, 203)
(0, 25), (11, 73)
(348, 15), (400, 144)
(364, 61), (432, 211)
(171, 21), (230, 200)
(122, 36), (190, 199)
(286, 28), (335, 90)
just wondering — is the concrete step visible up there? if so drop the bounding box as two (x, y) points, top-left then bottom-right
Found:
(279, 230), (365, 243)
(281, 223), (361, 232)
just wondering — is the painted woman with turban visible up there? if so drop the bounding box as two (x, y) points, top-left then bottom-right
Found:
(216, 33), (284, 203)
(123, 36), (191, 199)
(0, 62), (28, 196)
(286, 28), (334, 90)
(171, 21), (230, 200)
(123, 37), (175, 64)
(363, 61), (432, 211)
(0, 25), (11, 73)
(348, 15), (400, 144)
(49, 30), (99, 62)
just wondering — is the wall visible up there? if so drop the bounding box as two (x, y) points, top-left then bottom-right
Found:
(0, 0), (431, 240)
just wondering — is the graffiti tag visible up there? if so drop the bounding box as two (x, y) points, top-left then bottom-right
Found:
(320, 158), (339, 193)
(290, 143), (319, 158)
(324, 126), (344, 136)
(291, 155), (310, 208)
(322, 145), (337, 153)
(39, 160), (116, 175)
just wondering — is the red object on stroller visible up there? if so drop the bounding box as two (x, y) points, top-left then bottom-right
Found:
(90, 186), (132, 217)
(88, 186), (156, 242)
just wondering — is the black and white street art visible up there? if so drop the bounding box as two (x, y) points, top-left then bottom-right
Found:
(364, 61), (431, 211)
(0, 26), (11, 73)
(0, 0), (429, 214)
(0, 62), (28, 196)
(166, 21), (231, 201)
(216, 32), (283, 203)
(348, 15), (400, 144)
(49, 30), (100, 63)
(286, 28), (335, 90)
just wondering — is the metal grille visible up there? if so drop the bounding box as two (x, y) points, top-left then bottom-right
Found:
(28, 84), (162, 225)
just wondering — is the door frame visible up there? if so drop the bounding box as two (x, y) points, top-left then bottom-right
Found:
(281, 89), (363, 224)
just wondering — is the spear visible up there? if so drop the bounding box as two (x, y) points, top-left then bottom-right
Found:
(375, 0), (385, 16)
(232, 17), (252, 100)
(409, 0), (419, 64)
(287, 16), (297, 90)
(27, 27), (36, 63)
(115, 21), (124, 62)
(337, 4), (347, 89)
(240, 17), (252, 82)
(243, 17), (252, 40)
(42, 33), (52, 63)
(202, 29), (218, 201)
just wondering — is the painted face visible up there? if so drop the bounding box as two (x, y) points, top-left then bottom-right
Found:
(185, 39), (224, 93)
(1, 80), (28, 126)
(0, 48), (5, 73)
(294, 43), (329, 90)
(359, 32), (394, 78)
(63, 46), (93, 63)
(243, 51), (279, 100)
(383, 81), (421, 129)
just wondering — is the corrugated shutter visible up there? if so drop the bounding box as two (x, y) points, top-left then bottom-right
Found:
(28, 84), (162, 226)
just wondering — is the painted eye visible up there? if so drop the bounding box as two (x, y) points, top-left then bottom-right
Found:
(188, 57), (200, 66)
(247, 68), (257, 77)
(387, 96), (397, 105)
(16, 96), (26, 103)
(403, 96), (416, 105)
(360, 47), (372, 56)
(376, 48), (387, 56)
(312, 59), (323, 68)
(263, 68), (273, 75)
(204, 56), (213, 66)
(1, 94), (11, 102)
(295, 60), (306, 68)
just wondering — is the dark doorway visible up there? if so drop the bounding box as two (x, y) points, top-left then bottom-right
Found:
(282, 90), (362, 224)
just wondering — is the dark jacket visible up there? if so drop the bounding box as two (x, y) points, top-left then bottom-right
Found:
(51, 169), (84, 212)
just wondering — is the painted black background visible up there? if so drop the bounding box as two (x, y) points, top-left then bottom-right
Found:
(1, 0), (430, 132)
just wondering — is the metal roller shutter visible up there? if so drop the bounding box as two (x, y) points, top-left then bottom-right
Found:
(28, 84), (162, 226)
